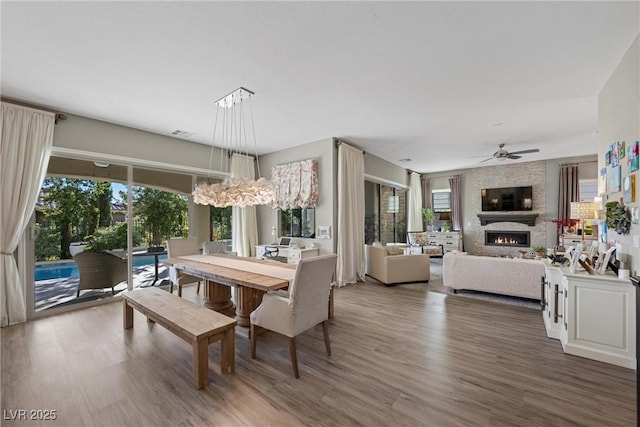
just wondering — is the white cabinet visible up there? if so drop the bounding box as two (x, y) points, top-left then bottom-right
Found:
(542, 261), (565, 340)
(543, 263), (636, 369)
(255, 245), (319, 265)
(427, 232), (462, 254)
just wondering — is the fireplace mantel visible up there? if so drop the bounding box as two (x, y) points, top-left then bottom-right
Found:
(477, 213), (538, 226)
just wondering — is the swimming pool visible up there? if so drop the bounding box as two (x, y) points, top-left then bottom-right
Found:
(35, 254), (167, 281)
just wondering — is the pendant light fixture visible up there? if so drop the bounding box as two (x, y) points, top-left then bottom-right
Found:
(192, 87), (275, 207)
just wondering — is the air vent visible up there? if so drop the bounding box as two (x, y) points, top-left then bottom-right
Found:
(171, 129), (195, 138)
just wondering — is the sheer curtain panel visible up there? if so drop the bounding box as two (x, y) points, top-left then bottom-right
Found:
(407, 172), (423, 232)
(1, 103), (55, 326)
(231, 153), (259, 257)
(336, 143), (365, 287)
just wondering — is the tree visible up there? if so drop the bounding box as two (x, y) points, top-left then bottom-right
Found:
(210, 206), (232, 241)
(133, 187), (188, 246)
(40, 178), (96, 259)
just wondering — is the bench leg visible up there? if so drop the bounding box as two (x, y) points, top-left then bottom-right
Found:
(220, 328), (235, 374)
(193, 338), (209, 389)
(123, 300), (133, 329)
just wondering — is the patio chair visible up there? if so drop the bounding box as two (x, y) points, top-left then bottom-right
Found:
(74, 251), (128, 297)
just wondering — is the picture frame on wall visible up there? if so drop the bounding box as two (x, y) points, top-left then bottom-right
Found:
(623, 174), (636, 203)
(628, 140), (639, 173)
(610, 142), (619, 167)
(317, 225), (331, 239)
(608, 165), (621, 192)
(632, 207), (639, 225)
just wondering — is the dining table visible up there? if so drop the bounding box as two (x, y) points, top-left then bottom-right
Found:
(162, 254), (296, 332)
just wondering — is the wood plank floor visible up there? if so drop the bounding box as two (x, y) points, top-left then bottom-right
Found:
(1, 280), (636, 426)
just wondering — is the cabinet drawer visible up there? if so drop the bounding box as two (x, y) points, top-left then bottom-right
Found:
(288, 250), (301, 260)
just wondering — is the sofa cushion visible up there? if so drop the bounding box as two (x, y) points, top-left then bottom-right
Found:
(385, 246), (405, 256)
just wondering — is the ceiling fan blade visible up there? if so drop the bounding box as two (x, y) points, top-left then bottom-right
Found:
(479, 157), (494, 163)
(507, 155), (522, 160)
(508, 148), (540, 155)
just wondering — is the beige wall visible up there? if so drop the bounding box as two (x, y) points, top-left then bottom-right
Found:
(598, 35), (640, 275)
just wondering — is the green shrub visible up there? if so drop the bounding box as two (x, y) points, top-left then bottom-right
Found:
(34, 224), (60, 261)
(84, 223), (141, 252)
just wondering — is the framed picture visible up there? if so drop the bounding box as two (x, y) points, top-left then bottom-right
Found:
(610, 142), (619, 167)
(569, 243), (583, 273)
(619, 141), (626, 159)
(632, 207), (639, 225)
(628, 141), (639, 173)
(605, 151), (611, 166)
(595, 247), (616, 275)
(623, 174), (636, 203)
(608, 165), (621, 192)
(317, 225), (331, 239)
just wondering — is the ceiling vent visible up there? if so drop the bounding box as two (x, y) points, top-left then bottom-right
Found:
(171, 129), (195, 138)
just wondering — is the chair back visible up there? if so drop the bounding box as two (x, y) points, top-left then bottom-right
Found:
(288, 254), (337, 331)
(74, 251), (128, 291)
(167, 237), (200, 258)
(203, 241), (227, 254)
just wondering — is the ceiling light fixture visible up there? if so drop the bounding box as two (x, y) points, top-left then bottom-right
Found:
(192, 87), (275, 208)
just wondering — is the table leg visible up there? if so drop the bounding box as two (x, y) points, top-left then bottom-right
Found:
(123, 300), (133, 329)
(193, 337), (209, 389)
(203, 280), (235, 317)
(236, 286), (265, 328)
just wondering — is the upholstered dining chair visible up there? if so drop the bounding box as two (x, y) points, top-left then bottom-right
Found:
(166, 237), (201, 297)
(250, 254), (338, 378)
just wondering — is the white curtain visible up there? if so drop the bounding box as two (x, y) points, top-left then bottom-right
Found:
(336, 143), (365, 287)
(407, 172), (423, 232)
(1, 103), (55, 327)
(231, 153), (258, 257)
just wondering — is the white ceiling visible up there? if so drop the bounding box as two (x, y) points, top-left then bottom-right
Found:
(2, 2), (638, 173)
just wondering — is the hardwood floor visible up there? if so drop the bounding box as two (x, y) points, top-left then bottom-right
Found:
(1, 280), (636, 426)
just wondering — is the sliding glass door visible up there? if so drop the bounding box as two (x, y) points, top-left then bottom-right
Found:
(364, 181), (407, 244)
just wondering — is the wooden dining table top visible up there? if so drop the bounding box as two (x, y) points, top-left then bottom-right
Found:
(162, 254), (295, 292)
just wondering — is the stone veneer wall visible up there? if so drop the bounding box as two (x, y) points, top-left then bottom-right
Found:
(466, 160), (547, 256)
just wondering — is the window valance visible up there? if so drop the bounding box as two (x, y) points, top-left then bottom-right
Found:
(271, 159), (319, 209)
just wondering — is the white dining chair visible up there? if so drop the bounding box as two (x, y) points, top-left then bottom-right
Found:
(250, 254), (337, 378)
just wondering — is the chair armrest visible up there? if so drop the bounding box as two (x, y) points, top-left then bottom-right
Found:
(250, 293), (293, 336)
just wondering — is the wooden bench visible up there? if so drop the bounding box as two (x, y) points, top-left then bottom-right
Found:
(122, 287), (236, 389)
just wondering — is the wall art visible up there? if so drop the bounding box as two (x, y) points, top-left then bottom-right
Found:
(610, 141), (619, 167)
(619, 141), (626, 159)
(627, 140), (639, 173)
(623, 174), (636, 203)
(608, 165), (621, 192)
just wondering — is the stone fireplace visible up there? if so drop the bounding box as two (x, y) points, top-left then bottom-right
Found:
(484, 230), (530, 248)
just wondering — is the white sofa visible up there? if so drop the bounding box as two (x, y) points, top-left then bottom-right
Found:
(443, 251), (544, 300)
(365, 244), (430, 286)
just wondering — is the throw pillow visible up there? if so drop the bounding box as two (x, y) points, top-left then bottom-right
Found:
(385, 246), (405, 256)
(415, 234), (428, 246)
(372, 241), (384, 248)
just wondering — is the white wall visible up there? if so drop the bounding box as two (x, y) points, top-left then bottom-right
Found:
(256, 138), (336, 254)
(598, 35), (640, 275)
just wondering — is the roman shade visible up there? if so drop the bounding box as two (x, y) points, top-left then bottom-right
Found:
(271, 159), (319, 210)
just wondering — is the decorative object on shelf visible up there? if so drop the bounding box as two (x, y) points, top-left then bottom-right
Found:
(422, 208), (435, 231)
(551, 217), (579, 235)
(628, 141), (639, 173)
(192, 87), (275, 207)
(317, 225), (331, 239)
(270, 159), (319, 209)
(570, 201), (597, 238)
(605, 200), (631, 236)
(532, 245), (547, 258)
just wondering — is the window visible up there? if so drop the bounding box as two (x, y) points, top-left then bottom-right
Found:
(432, 189), (451, 212)
(279, 208), (315, 238)
(579, 178), (598, 202)
(364, 181), (407, 244)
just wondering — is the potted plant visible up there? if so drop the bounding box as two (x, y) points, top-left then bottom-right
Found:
(532, 245), (547, 258)
(441, 221), (451, 232)
(422, 208), (435, 231)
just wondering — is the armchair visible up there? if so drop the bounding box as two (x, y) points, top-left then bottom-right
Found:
(250, 254), (338, 378)
(166, 237), (202, 297)
(73, 251), (127, 297)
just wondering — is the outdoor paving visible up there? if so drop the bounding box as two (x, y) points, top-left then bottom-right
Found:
(35, 264), (169, 311)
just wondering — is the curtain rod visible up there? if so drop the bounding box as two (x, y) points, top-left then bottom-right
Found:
(561, 160), (597, 167)
(334, 139), (366, 154)
(1, 97), (68, 123)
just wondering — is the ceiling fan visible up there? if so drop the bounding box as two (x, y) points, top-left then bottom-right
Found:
(480, 143), (540, 163)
